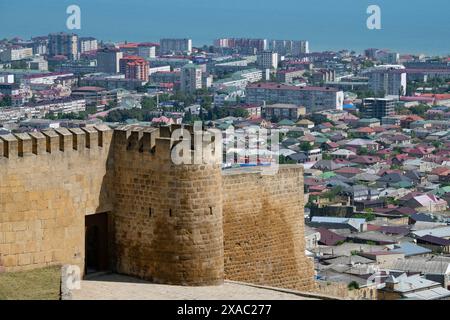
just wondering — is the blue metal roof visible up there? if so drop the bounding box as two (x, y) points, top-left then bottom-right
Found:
(391, 242), (432, 257)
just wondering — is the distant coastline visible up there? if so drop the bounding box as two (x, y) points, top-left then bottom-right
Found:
(0, 0), (449, 56)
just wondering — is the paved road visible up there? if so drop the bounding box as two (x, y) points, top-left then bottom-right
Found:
(71, 274), (316, 300)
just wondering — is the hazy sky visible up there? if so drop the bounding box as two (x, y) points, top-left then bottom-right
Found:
(0, 0), (449, 54)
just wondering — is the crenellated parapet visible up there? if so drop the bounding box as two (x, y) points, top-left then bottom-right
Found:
(113, 124), (222, 165)
(0, 124), (113, 159)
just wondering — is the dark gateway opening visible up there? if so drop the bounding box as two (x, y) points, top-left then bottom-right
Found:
(85, 213), (110, 275)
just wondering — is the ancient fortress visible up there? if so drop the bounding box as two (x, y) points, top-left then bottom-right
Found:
(0, 124), (314, 292)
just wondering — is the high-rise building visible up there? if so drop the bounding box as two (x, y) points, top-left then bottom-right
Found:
(79, 37), (98, 53)
(31, 36), (49, 55)
(180, 64), (203, 93)
(48, 32), (79, 60)
(360, 98), (396, 119)
(137, 43), (158, 59)
(257, 51), (279, 69)
(214, 38), (267, 54)
(160, 38), (192, 55)
(119, 56), (149, 81)
(269, 40), (309, 56)
(364, 65), (407, 97)
(97, 48), (124, 74)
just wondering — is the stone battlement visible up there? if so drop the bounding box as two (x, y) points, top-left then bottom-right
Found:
(113, 124), (222, 164)
(0, 124), (113, 159)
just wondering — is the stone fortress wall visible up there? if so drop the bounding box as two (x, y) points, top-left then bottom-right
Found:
(0, 125), (113, 272)
(222, 166), (315, 291)
(0, 124), (314, 291)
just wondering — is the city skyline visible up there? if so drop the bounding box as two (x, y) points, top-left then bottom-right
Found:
(0, 0), (449, 55)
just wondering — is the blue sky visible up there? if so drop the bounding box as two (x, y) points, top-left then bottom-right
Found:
(0, 0), (449, 54)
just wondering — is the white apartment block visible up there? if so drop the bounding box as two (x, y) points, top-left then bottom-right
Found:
(0, 47), (33, 62)
(246, 83), (344, 112)
(364, 65), (407, 97)
(269, 40), (309, 56)
(149, 65), (171, 75)
(138, 44), (157, 59)
(23, 72), (75, 85)
(180, 64), (202, 93)
(79, 37), (98, 53)
(257, 51), (279, 70)
(213, 69), (263, 90)
(160, 39), (192, 55)
(0, 98), (86, 122)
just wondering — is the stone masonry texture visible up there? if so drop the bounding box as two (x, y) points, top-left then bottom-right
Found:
(0, 124), (314, 291)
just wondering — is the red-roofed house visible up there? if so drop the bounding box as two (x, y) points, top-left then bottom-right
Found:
(333, 167), (363, 178)
(400, 193), (448, 213)
(317, 228), (347, 246)
(350, 155), (381, 166)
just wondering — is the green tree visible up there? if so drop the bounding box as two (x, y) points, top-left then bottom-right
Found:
(279, 155), (296, 165)
(321, 186), (343, 201)
(359, 147), (369, 155)
(141, 96), (157, 110)
(410, 104), (431, 116)
(231, 108), (249, 118)
(300, 142), (313, 152)
(348, 281), (360, 290)
(432, 141), (443, 149)
(0, 95), (12, 108)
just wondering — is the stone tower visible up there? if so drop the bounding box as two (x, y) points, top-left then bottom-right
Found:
(112, 125), (224, 285)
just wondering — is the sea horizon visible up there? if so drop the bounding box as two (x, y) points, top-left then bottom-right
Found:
(0, 0), (449, 56)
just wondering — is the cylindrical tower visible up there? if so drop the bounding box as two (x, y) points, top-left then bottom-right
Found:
(113, 125), (224, 286)
(150, 159), (224, 286)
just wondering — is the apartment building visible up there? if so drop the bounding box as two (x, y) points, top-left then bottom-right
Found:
(257, 51), (279, 70)
(180, 64), (203, 93)
(276, 69), (306, 84)
(137, 43), (158, 58)
(97, 48), (124, 74)
(78, 37), (98, 53)
(119, 56), (149, 81)
(246, 82), (344, 112)
(31, 36), (49, 55)
(0, 98), (86, 122)
(80, 75), (146, 91)
(151, 71), (181, 84)
(268, 40), (310, 56)
(360, 98), (396, 119)
(0, 47), (33, 62)
(214, 38), (267, 54)
(364, 65), (407, 97)
(48, 32), (79, 60)
(213, 68), (262, 90)
(71, 86), (121, 106)
(263, 103), (306, 121)
(160, 38), (192, 55)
